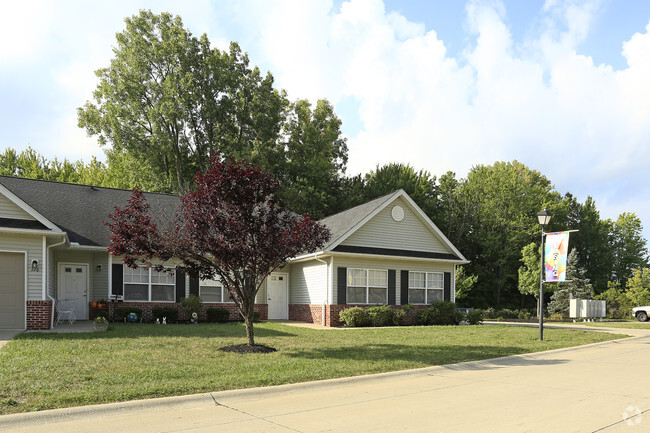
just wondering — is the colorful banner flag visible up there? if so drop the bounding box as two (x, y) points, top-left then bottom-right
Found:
(544, 231), (570, 282)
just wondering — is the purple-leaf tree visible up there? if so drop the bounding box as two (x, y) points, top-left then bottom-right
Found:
(106, 156), (331, 346)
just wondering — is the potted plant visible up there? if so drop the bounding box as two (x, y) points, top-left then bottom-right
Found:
(93, 316), (109, 332)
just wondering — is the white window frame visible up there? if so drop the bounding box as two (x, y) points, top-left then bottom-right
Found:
(198, 277), (235, 303)
(346, 268), (388, 305)
(123, 266), (176, 302)
(408, 271), (444, 305)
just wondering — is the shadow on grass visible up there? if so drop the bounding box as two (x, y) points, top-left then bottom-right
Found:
(286, 343), (569, 370)
(15, 322), (297, 341)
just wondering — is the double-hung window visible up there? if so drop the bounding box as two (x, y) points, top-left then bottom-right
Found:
(408, 271), (444, 304)
(347, 268), (388, 304)
(199, 278), (234, 303)
(123, 267), (175, 302)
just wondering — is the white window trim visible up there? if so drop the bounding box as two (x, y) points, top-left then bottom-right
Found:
(408, 271), (444, 305)
(346, 268), (388, 305)
(123, 267), (176, 303)
(199, 277), (234, 303)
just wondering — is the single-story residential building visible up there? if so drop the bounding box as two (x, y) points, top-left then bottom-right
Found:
(0, 176), (468, 329)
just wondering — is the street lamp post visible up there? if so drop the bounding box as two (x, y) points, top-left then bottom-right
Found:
(537, 209), (552, 341)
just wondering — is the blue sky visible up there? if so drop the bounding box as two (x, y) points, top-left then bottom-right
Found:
(1, 0), (650, 241)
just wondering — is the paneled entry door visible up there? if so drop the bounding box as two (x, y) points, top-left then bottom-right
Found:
(267, 273), (288, 320)
(58, 263), (89, 320)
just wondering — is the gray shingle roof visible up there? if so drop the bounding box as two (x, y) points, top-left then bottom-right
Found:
(0, 176), (179, 247)
(318, 190), (400, 249)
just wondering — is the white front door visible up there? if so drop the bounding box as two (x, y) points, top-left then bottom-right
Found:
(267, 273), (288, 320)
(58, 263), (88, 320)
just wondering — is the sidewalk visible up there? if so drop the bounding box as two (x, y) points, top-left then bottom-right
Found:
(2, 324), (649, 432)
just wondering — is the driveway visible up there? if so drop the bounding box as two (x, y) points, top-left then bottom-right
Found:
(0, 329), (21, 350)
(2, 324), (650, 432)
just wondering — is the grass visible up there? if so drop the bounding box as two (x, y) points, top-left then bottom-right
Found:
(583, 321), (650, 329)
(0, 322), (627, 415)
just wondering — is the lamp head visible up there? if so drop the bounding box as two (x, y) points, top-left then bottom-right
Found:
(537, 209), (552, 227)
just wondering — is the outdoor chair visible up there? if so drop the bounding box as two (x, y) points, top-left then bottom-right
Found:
(55, 300), (76, 325)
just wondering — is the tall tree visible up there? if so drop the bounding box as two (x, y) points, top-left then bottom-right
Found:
(625, 268), (650, 307)
(278, 99), (348, 219)
(518, 242), (542, 315)
(458, 161), (561, 308)
(610, 213), (648, 287)
(106, 156), (330, 346)
(78, 11), (288, 193)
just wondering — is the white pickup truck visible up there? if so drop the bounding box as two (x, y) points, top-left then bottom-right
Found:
(632, 306), (649, 322)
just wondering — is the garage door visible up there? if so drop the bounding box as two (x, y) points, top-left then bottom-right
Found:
(0, 252), (25, 329)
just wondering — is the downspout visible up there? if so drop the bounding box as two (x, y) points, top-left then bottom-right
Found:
(314, 254), (328, 326)
(47, 237), (67, 329)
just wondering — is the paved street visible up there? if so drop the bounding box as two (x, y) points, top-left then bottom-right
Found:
(2, 324), (650, 432)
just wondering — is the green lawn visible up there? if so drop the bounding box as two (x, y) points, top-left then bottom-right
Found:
(0, 322), (627, 415)
(583, 321), (650, 329)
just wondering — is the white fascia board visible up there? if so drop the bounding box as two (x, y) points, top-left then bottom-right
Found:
(288, 251), (327, 263)
(325, 190), (402, 251)
(0, 184), (62, 232)
(0, 227), (68, 238)
(68, 245), (109, 251)
(397, 191), (469, 263)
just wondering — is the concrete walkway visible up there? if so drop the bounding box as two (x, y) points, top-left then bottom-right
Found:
(2, 324), (650, 432)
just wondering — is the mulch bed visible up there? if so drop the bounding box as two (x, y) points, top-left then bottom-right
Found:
(218, 344), (277, 354)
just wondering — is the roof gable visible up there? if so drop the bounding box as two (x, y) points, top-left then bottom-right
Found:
(319, 190), (467, 262)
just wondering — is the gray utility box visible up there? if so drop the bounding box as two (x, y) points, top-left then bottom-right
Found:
(569, 299), (606, 319)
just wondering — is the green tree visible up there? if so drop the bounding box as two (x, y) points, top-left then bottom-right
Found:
(610, 213), (648, 287)
(361, 163), (438, 220)
(518, 242), (541, 314)
(455, 265), (478, 302)
(278, 99), (348, 218)
(596, 281), (633, 319)
(458, 161), (561, 308)
(547, 249), (594, 317)
(625, 268), (650, 307)
(78, 10), (288, 193)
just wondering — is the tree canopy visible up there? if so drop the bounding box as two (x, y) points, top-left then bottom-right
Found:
(106, 156), (330, 346)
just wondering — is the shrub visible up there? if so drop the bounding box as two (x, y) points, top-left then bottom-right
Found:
(115, 306), (142, 322)
(180, 295), (203, 316)
(548, 312), (564, 321)
(393, 308), (406, 325)
(365, 305), (397, 327)
(206, 307), (230, 323)
(417, 301), (463, 326)
(339, 307), (370, 327)
(466, 309), (484, 325)
(152, 307), (179, 323)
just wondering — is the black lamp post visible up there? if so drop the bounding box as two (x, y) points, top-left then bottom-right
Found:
(537, 209), (552, 341)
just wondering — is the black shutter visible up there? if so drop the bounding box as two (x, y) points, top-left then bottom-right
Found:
(175, 270), (186, 302)
(190, 276), (200, 296)
(400, 270), (409, 305)
(388, 270), (396, 305)
(444, 272), (451, 302)
(112, 264), (123, 296)
(337, 267), (347, 304)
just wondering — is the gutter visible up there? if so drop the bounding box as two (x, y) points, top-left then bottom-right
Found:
(46, 237), (68, 329)
(313, 254), (329, 326)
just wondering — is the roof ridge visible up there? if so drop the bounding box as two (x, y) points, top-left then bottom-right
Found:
(319, 189), (400, 222)
(0, 175), (178, 197)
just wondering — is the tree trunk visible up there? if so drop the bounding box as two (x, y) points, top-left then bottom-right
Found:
(245, 315), (255, 346)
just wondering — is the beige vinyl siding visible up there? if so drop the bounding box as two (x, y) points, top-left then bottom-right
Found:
(332, 256), (455, 305)
(289, 261), (327, 304)
(0, 233), (43, 300)
(92, 252), (110, 300)
(0, 194), (35, 220)
(341, 197), (449, 254)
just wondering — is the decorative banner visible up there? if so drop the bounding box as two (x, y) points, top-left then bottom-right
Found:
(544, 231), (570, 282)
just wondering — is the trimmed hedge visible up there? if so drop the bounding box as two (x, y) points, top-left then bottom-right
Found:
(115, 306), (142, 322)
(152, 307), (179, 323)
(417, 301), (464, 326)
(206, 307), (230, 323)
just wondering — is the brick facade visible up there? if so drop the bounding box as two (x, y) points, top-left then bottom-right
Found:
(26, 300), (52, 330)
